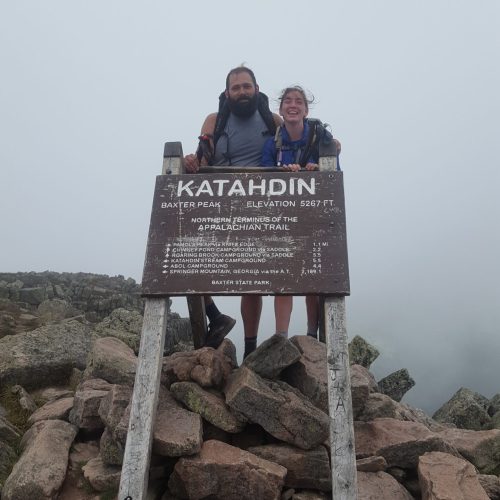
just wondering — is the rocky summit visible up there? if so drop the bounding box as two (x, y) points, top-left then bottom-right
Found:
(0, 271), (499, 499)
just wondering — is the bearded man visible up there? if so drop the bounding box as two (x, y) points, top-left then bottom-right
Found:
(184, 66), (281, 357)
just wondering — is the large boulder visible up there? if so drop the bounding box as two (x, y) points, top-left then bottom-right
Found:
(93, 308), (143, 353)
(249, 443), (331, 491)
(281, 335), (328, 413)
(0, 321), (92, 388)
(82, 455), (121, 492)
(418, 451), (489, 500)
(27, 396), (74, 425)
(355, 418), (459, 469)
(243, 334), (301, 379)
(170, 381), (246, 433)
(2, 419), (77, 500)
(348, 335), (380, 369)
(438, 427), (500, 475)
(153, 387), (203, 457)
(168, 439), (286, 500)
(357, 471), (413, 499)
(83, 337), (137, 385)
(162, 347), (233, 389)
(378, 368), (415, 402)
(350, 364), (378, 418)
(225, 366), (329, 450)
(433, 387), (491, 430)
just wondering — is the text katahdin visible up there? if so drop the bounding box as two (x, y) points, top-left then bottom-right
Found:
(176, 178), (316, 197)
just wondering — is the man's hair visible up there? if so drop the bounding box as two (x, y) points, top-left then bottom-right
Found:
(225, 65), (257, 90)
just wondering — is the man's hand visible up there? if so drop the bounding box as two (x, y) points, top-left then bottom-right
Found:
(184, 154), (200, 173)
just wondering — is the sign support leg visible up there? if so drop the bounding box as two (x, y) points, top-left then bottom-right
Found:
(187, 296), (207, 348)
(324, 296), (357, 499)
(118, 297), (169, 500)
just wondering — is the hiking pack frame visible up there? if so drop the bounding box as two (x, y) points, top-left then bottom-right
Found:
(118, 142), (357, 500)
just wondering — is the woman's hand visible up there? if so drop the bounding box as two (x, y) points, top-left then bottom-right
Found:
(305, 163), (319, 171)
(281, 163), (301, 172)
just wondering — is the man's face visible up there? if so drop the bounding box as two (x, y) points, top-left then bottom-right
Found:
(226, 72), (258, 104)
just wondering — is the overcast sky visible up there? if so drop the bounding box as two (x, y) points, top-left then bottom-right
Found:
(1, 1), (499, 414)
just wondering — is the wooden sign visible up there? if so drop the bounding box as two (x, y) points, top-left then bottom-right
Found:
(141, 171), (349, 296)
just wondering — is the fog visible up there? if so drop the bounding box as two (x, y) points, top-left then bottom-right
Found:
(1, 1), (499, 414)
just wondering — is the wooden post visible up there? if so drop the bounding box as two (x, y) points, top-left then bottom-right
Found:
(325, 296), (357, 499)
(319, 138), (357, 498)
(118, 298), (169, 500)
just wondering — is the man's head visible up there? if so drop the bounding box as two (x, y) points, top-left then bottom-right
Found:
(225, 66), (259, 118)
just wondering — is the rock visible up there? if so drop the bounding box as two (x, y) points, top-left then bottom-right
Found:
(69, 386), (110, 431)
(357, 455), (388, 472)
(2, 419), (77, 500)
(478, 474), (500, 500)
(225, 366), (329, 450)
(153, 387), (203, 457)
(98, 384), (132, 432)
(418, 451), (489, 500)
(433, 387), (491, 430)
(0, 321), (92, 388)
(82, 455), (121, 492)
(83, 336), (137, 385)
(27, 396), (74, 424)
(281, 335), (328, 413)
(168, 439), (286, 500)
(242, 334), (301, 379)
(0, 441), (17, 485)
(58, 441), (100, 500)
(170, 381), (246, 433)
(355, 418), (460, 469)
(162, 347), (233, 389)
(93, 308), (143, 353)
(0, 415), (21, 446)
(18, 286), (49, 305)
(357, 471), (413, 499)
(491, 411), (500, 430)
(489, 394), (500, 417)
(438, 427), (500, 475)
(378, 368), (415, 402)
(348, 335), (379, 368)
(99, 427), (124, 465)
(37, 299), (78, 324)
(10, 385), (37, 413)
(35, 386), (74, 403)
(249, 443), (331, 491)
(217, 338), (238, 368)
(357, 394), (449, 432)
(350, 364), (378, 418)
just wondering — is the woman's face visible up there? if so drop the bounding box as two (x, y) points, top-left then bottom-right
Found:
(279, 90), (308, 125)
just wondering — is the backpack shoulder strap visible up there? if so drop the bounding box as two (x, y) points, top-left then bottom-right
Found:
(257, 92), (277, 136)
(298, 119), (320, 168)
(213, 92), (230, 147)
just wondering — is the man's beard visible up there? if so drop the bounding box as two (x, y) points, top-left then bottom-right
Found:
(228, 93), (259, 118)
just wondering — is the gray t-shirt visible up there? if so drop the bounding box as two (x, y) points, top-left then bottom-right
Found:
(213, 111), (271, 166)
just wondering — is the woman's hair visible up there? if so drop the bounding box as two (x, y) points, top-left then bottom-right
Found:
(278, 85), (314, 112)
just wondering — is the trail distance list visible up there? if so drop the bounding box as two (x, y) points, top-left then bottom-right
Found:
(141, 172), (349, 296)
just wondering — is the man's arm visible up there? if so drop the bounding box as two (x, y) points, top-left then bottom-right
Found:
(184, 113), (218, 173)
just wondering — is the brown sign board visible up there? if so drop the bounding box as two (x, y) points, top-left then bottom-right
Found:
(141, 171), (349, 296)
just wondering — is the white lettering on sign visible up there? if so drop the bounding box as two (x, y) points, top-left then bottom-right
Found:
(176, 178), (316, 197)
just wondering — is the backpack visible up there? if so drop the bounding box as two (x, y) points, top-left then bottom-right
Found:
(196, 92), (277, 166)
(274, 118), (336, 169)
